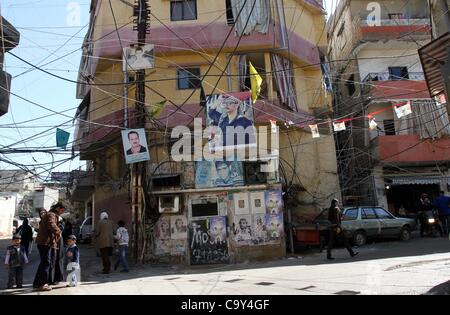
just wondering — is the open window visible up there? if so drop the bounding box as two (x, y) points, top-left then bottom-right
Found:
(225, 0), (234, 25)
(237, 53), (267, 98)
(191, 196), (219, 218)
(158, 195), (181, 213)
(389, 67), (409, 80)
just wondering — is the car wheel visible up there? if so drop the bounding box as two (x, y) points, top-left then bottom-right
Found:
(399, 227), (411, 241)
(353, 230), (367, 247)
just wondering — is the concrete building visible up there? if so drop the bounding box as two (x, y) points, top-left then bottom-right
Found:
(73, 0), (340, 264)
(327, 0), (450, 214)
(0, 193), (17, 238)
(0, 14), (20, 117)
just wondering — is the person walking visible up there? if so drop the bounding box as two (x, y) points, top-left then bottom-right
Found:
(94, 212), (116, 274)
(33, 203), (65, 291)
(16, 218), (33, 256)
(326, 198), (359, 260)
(434, 191), (450, 236)
(114, 220), (129, 273)
(48, 217), (65, 285)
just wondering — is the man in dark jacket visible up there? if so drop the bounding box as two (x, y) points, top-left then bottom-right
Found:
(33, 202), (65, 291)
(326, 198), (358, 260)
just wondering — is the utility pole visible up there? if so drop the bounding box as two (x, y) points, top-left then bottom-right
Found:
(131, 0), (150, 264)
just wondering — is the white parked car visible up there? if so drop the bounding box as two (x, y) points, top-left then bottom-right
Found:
(78, 216), (93, 243)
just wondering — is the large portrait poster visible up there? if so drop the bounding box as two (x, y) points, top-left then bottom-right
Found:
(121, 128), (150, 164)
(265, 189), (283, 215)
(206, 91), (256, 151)
(123, 44), (155, 71)
(195, 160), (244, 188)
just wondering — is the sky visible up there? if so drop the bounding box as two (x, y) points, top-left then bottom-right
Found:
(1, 0), (90, 179)
(0, 0), (339, 181)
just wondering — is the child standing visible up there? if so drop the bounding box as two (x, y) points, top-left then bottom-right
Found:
(65, 235), (80, 287)
(114, 220), (129, 272)
(5, 235), (28, 289)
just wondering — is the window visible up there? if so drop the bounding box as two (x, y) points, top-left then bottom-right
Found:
(177, 68), (201, 89)
(383, 119), (396, 136)
(226, 0), (234, 25)
(343, 208), (358, 221)
(362, 208), (377, 220)
(191, 197), (219, 217)
(374, 208), (393, 219)
(388, 13), (403, 20)
(389, 67), (409, 80)
(171, 0), (197, 21)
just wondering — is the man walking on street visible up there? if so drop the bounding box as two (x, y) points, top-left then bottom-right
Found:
(327, 198), (358, 260)
(95, 212), (117, 274)
(434, 191), (450, 236)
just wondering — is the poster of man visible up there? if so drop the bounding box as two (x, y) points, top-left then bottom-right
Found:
(155, 216), (171, 240)
(208, 216), (227, 244)
(170, 215), (188, 240)
(252, 213), (267, 244)
(121, 128), (150, 164)
(195, 160), (244, 188)
(206, 92), (256, 151)
(265, 213), (283, 241)
(233, 215), (252, 244)
(265, 189), (283, 214)
(123, 44), (155, 71)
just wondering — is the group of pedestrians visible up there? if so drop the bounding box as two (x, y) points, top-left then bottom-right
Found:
(5, 205), (129, 291)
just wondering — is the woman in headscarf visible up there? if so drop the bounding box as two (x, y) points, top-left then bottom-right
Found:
(94, 211), (117, 274)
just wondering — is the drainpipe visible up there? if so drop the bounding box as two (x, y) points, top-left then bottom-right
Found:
(227, 54), (232, 92)
(123, 71), (128, 128)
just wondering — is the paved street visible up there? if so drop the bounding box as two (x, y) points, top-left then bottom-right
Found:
(1, 233), (449, 295)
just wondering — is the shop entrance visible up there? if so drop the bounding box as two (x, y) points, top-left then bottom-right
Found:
(386, 184), (440, 215)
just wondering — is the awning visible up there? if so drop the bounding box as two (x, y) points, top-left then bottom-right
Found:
(387, 176), (450, 186)
(418, 32), (450, 97)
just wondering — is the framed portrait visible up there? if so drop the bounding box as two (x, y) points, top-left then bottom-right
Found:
(250, 191), (265, 214)
(123, 44), (155, 71)
(121, 128), (150, 164)
(233, 192), (249, 215)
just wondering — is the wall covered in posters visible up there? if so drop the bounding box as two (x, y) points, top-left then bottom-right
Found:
(189, 216), (229, 265)
(231, 188), (284, 246)
(195, 160), (244, 188)
(153, 215), (188, 257)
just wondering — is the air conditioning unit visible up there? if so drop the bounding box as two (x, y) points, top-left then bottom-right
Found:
(158, 195), (180, 213)
(244, 162), (267, 185)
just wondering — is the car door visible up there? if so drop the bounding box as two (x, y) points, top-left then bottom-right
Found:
(341, 208), (360, 236)
(374, 207), (400, 237)
(361, 207), (381, 237)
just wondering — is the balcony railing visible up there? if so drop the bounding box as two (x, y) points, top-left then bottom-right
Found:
(363, 72), (425, 82)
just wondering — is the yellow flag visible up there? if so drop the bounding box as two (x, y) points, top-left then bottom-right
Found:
(249, 62), (262, 103)
(149, 100), (167, 119)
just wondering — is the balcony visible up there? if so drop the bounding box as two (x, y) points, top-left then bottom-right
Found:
(371, 135), (450, 165)
(363, 72), (425, 82)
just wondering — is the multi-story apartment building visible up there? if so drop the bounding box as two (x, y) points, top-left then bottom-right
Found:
(0, 14), (20, 116)
(328, 0), (450, 215)
(73, 0), (340, 264)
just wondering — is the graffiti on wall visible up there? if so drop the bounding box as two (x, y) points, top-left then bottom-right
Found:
(189, 216), (229, 265)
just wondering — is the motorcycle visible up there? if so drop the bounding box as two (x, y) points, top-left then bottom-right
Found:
(420, 210), (442, 237)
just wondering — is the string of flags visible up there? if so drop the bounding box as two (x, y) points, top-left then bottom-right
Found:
(302, 100), (425, 139)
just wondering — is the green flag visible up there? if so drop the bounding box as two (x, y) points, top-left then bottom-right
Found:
(56, 128), (70, 149)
